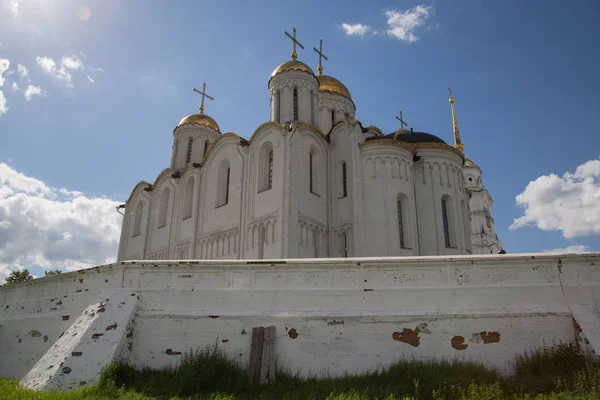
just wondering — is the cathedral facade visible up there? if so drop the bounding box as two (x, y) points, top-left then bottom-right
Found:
(116, 35), (501, 261)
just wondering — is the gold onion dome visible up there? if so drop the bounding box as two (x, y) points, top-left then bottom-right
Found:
(317, 75), (352, 101)
(177, 113), (220, 132)
(271, 60), (315, 79)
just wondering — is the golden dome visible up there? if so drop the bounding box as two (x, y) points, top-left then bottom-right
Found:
(271, 60), (315, 79)
(177, 112), (220, 132)
(317, 75), (352, 101)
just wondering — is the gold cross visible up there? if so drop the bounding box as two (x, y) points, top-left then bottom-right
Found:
(396, 111), (408, 130)
(192, 82), (214, 114)
(285, 27), (304, 60)
(313, 38), (328, 75)
(448, 87), (454, 102)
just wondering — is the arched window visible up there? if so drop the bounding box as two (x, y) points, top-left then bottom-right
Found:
(132, 201), (143, 237)
(331, 109), (336, 126)
(258, 143), (274, 192)
(216, 160), (230, 207)
(186, 138), (193, 164)
(275, 90), (281, 123)
(158, 188), (170, 228)
(309, 149), (318, 195)
(397, 195), (408, 248)
(183, 178), (194, 219)
(441, 196), (454, 248)
(293, 87), (298, 120)
(341, 162), (348, 198)
(203, 140), (209, 157)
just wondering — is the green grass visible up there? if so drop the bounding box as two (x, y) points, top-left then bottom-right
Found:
(2, 343), (600, 399)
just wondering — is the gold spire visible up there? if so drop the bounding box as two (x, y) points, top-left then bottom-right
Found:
(285, 27), (304, 61)
(192, 82), (214, 114)
(313, 38), (328, 75)
(448, 87), (464, 153)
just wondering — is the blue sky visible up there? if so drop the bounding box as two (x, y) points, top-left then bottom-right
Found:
(0, 0), (599, 276)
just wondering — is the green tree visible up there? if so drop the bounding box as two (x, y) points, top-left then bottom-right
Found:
(45, 269), (62, 276)
(5, 269), (34, 285)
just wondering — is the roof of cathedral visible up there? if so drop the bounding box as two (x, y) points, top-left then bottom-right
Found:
(366, 131), (447, 144)
(176, 112), (220, 132)
(271, 60), (315, 80)
(317, 75), (352, 101)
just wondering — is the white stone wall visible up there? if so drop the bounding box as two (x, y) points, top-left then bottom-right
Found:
(2, 253), (599, 386)
(413, 148), (469, 256)
(360, 143), (417, 257)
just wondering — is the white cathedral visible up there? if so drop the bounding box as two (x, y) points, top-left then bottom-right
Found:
(116, 31), (502, 262)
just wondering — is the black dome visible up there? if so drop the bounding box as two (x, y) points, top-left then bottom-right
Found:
(365, 131), (447, 144)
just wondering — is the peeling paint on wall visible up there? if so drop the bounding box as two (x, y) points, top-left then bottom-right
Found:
(451, 336), (468, 350)
(472, 331), (501, 344)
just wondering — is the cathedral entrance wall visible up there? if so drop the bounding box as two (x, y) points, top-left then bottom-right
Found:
(1, 253), (599, 389)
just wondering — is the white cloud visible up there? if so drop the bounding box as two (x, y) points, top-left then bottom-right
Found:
(0, 162), (122, 282)
(23, 84), (42, 101)
(385, 5), (433, 43)
(36, 55), (90, 88)
(0, 59), (8, 116)
(17, 63), (28, 78)
(87, 75), (95, 83)
(36, 56), (56, 73)
(511, 158), (600, 238)
(0, 91), (6, 116)
(543, 245), (590, 253)
(341, 23), (372, 37)
(0, 58), (10, 87)
(61, 55), (83, 70)
(9, 0), (19, 17)
(12, 82), (18, 91)
(36, 56), (74, 88)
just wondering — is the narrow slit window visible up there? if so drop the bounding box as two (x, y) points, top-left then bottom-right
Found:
(331, 109), (335, 126)
(186, 138), (193, 163)
(225, 167), (230, 205)
(275, 90), (281, 123)
(293, 88), (299, 121)
(203, 140), (209, 157)
(342, 162), (347, 197)
(309, 152), (314, 193)
(442, 197), (451, 247)
(397, 199), (405, 248)
(158, 188), (170, 228)
(268, 150), (273, 189)
(183, 178), (194, 219)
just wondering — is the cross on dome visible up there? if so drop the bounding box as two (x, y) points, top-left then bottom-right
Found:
(192, 82), (214, 114)
(313, 38), (328, 75)
(284, 27), (304, 60)
(396, 111), (409, 131)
